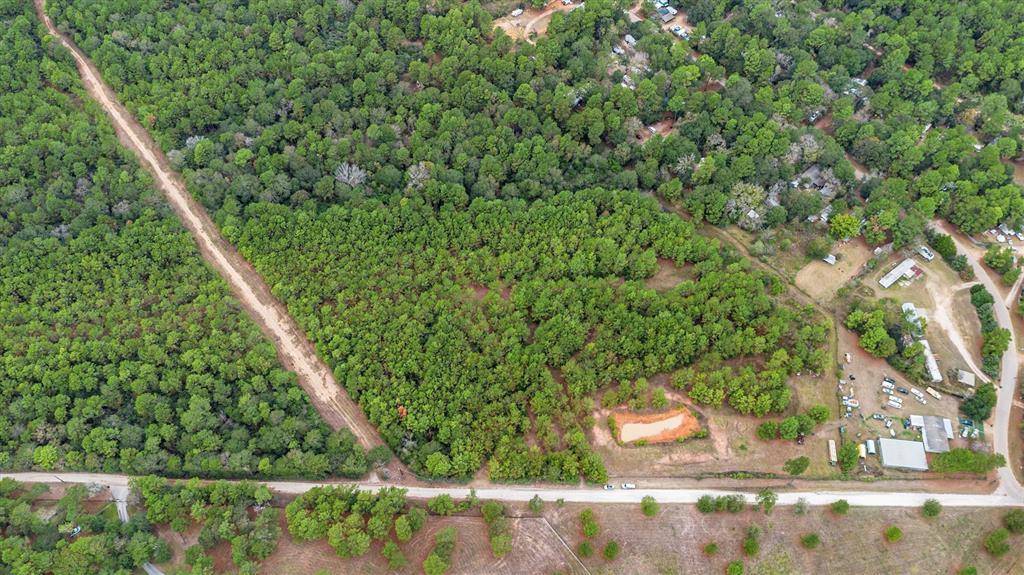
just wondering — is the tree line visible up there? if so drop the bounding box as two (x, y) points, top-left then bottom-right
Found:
(0, 3), (367, 480)
(229, 188), (827, 480)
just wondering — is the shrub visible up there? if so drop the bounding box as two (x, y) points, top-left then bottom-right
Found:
(783, 456), (810, 476)
(794, 498), (808, 515)
(800, 533), (820, 549)
(932, 448), (1005, 474)
(757, 421), (780, 440)
(602, 540), (620, 561)
(641, 496), (659, 517)
(806, 404), (830, 424)
(922, 499), (942, 518)
(830, 500), (850, 515)
(697, 495), (715, 513)
(703, 542), (719, 556)
(1004, 509), (1024, 534)
(727, 560), (745, 575)
(984, 528), (1010, 556)
(528, 495), (543, 513)
(838, 442), (859, 473)
(577, 541), (593, 558)
(755, 489), (777, 515)
(884, 526), (902, 543)
(742, 525), (761, 556)
(958, 567), (977, 575)
(580, 509), (600, 538)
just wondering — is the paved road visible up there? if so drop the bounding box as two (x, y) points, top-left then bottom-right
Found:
(941, 221), (1024, 502)
(110, 485), (166, 575)
(34, 0), (385, 451)
(4, 472), (1021, 508)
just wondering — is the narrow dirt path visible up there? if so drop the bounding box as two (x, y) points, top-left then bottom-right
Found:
(927, 281), (991, 384)
(35, 0), (383, 450)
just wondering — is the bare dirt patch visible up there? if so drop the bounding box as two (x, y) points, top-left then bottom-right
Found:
(796, 238), (872, 303)
(493, 1), (580, 43)
(547, 502), (1019, 575)
(617, 407), (701, 444)
(259, 513), (584, 575)
(644, 257), (689, 290)
(846, 152), (871, 180)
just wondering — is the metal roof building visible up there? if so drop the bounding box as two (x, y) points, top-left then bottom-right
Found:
(918, 339), (943, 383)
(879, 258), (920, 288)
(878, 438), (929, 471)
(909, 415), (953, 453)
(957, 369), (976, 388)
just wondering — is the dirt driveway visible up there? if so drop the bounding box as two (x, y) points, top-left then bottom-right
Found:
(493, 1), (581, 42)
(35, 0), (385, 451)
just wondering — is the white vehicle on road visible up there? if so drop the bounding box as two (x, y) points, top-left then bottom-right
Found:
(621, 483), (637, 489)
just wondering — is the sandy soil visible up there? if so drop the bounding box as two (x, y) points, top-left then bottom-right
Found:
(617, 407), (701, 443)
(637, 118), (674, 143)
(493, 1), (580, 43)
(259, 512), (585, 575)
(548, 502), (1022, 575)
(645, 257), (690, 290)
(35, 0), (386, 452)
(795, 238), (872, 304)
(846, 152), (871, 180)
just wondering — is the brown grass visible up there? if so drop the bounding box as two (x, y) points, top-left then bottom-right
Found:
(795, 238), (873, 304)
(547, 502), (1023, 575)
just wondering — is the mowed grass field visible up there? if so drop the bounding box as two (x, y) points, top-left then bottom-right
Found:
(547, 502), (1024, 575)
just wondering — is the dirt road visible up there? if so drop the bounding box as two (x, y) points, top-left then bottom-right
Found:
(939, 221), (1024, 501)
(35, 0), (383, 450)
(927, 281), (991, 384)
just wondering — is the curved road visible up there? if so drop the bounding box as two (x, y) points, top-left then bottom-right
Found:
(34, 0), (384, 450)
(941, 221), (1024, 502)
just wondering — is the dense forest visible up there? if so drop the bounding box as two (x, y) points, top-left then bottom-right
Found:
(0, 479), (169, 574)
(133, 477), (281, 574)
(231, 190), (826, 480)
(47, 0), (1024, 247)
(0, 4), (367, 478)
(35, 0), (1024, 479)
(40, 0), (837, 480)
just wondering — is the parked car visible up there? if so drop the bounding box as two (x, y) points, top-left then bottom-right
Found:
(917, 245), (935, 261)
(561, 0), (572, 5)
(510, 8), (524, 17)
(621, 483), (637, 490)
(670, 25), (688, 39)
(647, 125), (658, 134)
(603, 484), (614, 490)
(882, 376), (895, 385)
(895, 387), (909, 395)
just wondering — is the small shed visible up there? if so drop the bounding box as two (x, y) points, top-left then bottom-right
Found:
(822, 254), (837, 265)
(957, 369), (976, 388)
(624, 34), (637, 46)
(878, 438), (929, 471)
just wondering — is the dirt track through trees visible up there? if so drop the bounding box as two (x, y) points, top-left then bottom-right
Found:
(35, 0), (383, 450)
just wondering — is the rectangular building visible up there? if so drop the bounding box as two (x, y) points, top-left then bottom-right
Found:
(879, 258), (919, 288)
(918, 339), (942, 383)
(878, 438), (929, 471)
